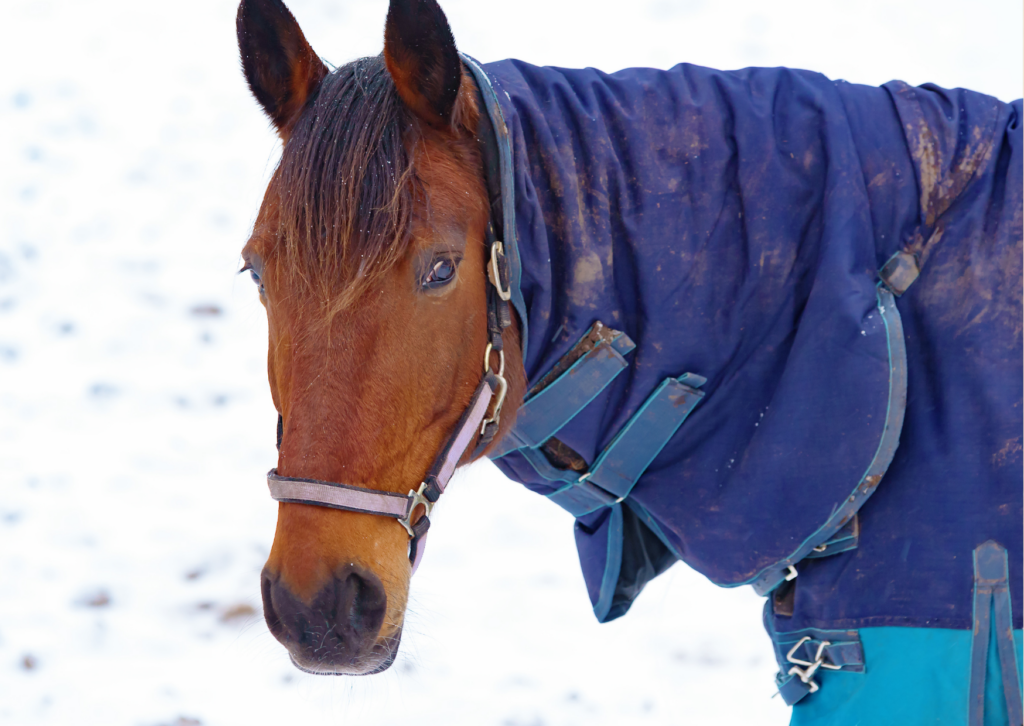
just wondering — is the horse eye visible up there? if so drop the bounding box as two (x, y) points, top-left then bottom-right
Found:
(424, 258), (457, 288)
(241, 263), (265, 296)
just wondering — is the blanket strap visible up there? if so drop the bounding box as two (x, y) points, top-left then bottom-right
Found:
(969, 541), (1023, 726)
(546, 374), (705, 516)
(491, 320), (705, 516)
(489, 321), (635, 459)
(751, 285), (907, 597)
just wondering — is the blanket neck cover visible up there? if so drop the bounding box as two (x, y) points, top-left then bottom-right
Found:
(462, 55), (1022, 707)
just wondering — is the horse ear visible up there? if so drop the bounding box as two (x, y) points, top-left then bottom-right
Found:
(236, 0), (328, 137)
(383, 0), (462, 129)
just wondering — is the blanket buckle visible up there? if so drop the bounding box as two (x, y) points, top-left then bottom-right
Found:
(786, 636), (841, 694)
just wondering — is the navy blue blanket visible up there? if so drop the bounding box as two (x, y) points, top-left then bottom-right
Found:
(465, 57), (1022, 633)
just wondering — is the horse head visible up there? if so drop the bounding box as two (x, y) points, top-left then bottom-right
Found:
(236, 0), (525, 674)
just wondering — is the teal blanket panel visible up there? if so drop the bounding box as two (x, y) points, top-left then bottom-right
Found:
(790, 628), (1024, 726)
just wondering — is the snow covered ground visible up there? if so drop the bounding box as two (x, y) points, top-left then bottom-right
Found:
(0, 0), (1019, 724)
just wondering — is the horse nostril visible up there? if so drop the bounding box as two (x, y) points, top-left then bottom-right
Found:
(337, 568), (387, 636)
(261, 568), (284, 639)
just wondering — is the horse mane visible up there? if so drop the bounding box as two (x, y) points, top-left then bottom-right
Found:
(274, 55), (417, 314)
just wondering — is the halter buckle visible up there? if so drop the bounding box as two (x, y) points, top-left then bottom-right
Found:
(398, 480), (435, 537)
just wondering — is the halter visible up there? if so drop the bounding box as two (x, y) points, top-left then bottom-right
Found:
(267, 231), (512, 573)
(266, 65), (513, 572)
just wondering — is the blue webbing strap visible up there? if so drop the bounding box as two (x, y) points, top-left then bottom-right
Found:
(750, 284), (907, 597)
(490, 331), (635, 459)
(547, 374), (705, 517)
(969, 541), (1023, 726)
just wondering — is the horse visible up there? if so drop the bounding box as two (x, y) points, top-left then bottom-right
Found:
(235, 0), (1023, 721)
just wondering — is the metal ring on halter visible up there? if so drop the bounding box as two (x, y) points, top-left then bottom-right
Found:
(483, 342), (505, 377)
(489, 241), (512, 302)
(481, 342), (508, 433)
(397, 481), (434, 537)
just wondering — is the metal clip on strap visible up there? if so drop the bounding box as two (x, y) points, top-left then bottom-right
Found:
(776, 635), (847, 706)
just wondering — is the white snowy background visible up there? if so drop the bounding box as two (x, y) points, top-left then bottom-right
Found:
(1, 0), (1020, 724)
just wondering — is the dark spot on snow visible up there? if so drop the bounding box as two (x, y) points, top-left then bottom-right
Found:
(21, 654), (37, 671)
(0, 253), (14, 282)
(25, 147), (42, 162)
(0, 347), (17, 363)
(158, 718), (202, 726)
(220, 603), (257, 623)
(185, 568), (205, 581)
(127, 168), (150, 185)
(697, 650), (725, 666)
(89, 383), (118, 399)
(56, 322), (75, 336)
(189, 304), (222, 318)
(195, 602), (215, 611)
(12, 92), (30, 108)
(212, 395), (228, 407)
(200, 332), (212, 344)
(3, 512), (21, 524)
(77, 589), (111, 608)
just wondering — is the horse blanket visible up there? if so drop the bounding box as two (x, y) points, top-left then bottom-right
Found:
(462, 54), (1023, 723)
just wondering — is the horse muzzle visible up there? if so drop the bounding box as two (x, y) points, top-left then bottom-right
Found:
(261, 564), (400, 675)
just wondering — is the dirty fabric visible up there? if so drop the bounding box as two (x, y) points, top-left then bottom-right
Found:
(471, 58), (1023, 632)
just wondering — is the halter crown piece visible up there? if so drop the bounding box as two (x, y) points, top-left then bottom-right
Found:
(266, 226), (512, 573)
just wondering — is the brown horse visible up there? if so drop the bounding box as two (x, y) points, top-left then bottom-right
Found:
(234, 4), (1024, 720)
(237, 0), (526, 674)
